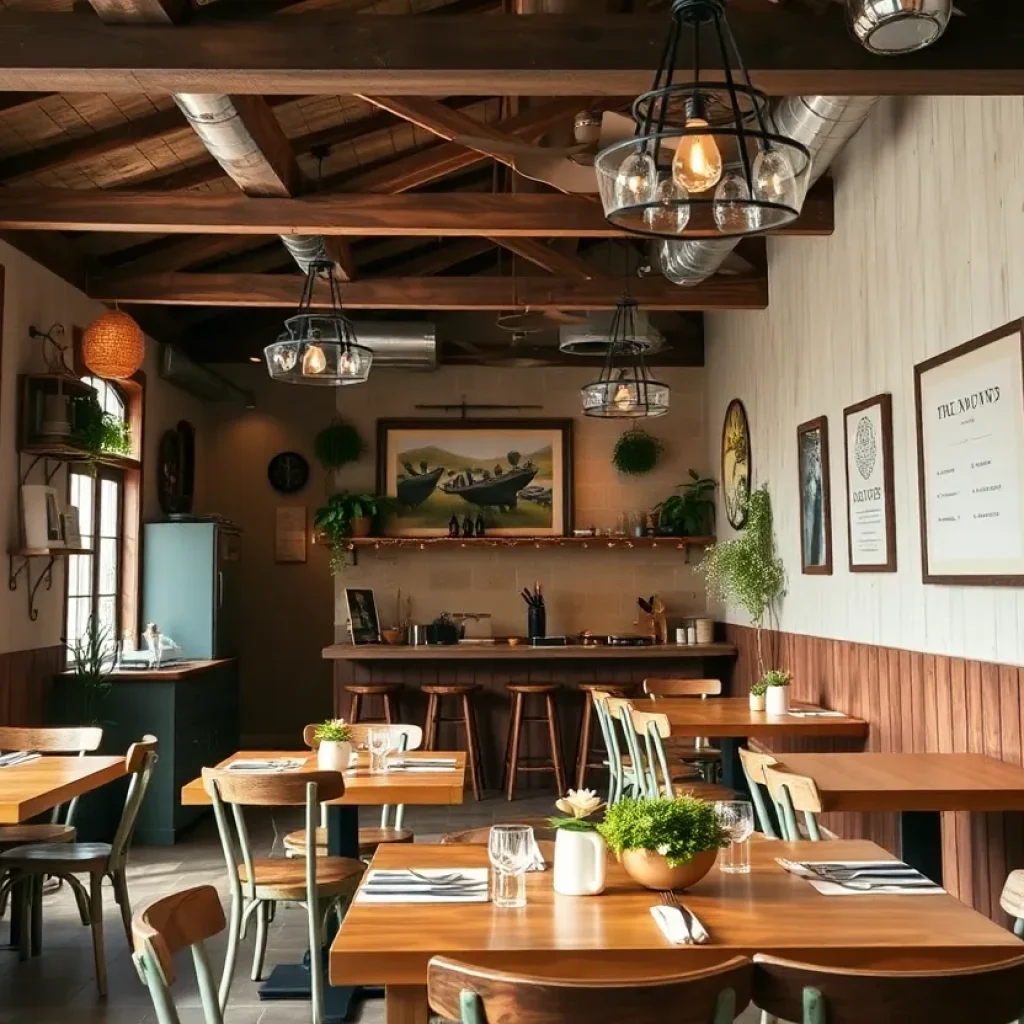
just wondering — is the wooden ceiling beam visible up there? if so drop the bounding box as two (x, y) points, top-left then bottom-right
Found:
(0, 92), (53, 114)
(0, 184), (833, 237)
(492, 238), (600, 280)
(0, 11), (1021, 95)
(87, 272), (768, 311)
(111, 234), (251, 273)
(379, 239), (495, 277)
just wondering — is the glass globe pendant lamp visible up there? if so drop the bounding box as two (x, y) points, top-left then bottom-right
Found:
(594, 0), (812, 241)
(264, 261), (373, 386)
(581, 298), (670, 419)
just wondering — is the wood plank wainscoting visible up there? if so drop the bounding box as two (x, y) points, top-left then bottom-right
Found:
(0, 645), (64, 726)
(725, 623), (1024, 925)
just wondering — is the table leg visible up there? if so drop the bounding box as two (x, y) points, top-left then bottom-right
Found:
(900, 810), (943, 885)
(386, 985), (429, 1024)
(258, 804), (362, 1022)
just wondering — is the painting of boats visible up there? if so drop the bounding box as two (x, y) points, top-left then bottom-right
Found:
(378, 419), (572, 537)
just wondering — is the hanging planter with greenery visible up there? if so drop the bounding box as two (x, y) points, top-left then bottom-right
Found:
(612, 427), (663, 476)
(314, 418), (366, 472)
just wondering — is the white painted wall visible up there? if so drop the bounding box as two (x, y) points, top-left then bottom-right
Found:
(705, 96), (1024, 667)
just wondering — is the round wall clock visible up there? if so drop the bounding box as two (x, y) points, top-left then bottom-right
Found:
(721, 399), (751, 530)
(268, 451), (310, 494)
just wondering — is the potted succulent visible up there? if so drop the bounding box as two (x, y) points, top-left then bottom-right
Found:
(312, 719), (353, 771)
(749, 678), (767, 713)
(763, 670), (792, 716)
(655, 470), (716, 537)
(550, 789), (607, 896)
(598, 796), (728, 891)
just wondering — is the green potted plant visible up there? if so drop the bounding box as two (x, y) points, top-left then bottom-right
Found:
(763, 669), (792, 716)
(314, 492), (396, 571)
(655, 470), (716, 537)
(598, 795), (727, 891)
(701, 484), (786, 694)
(62, 618), (114, 726)
(70, 392), (132, 465)
(749, 678), (767, 713)
(314, 418), (365, 472)
(312, 718), (353, 771)
(612, 427), (663, 476)
(550, 788), (607, 896)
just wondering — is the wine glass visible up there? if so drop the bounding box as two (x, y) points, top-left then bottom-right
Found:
(487, 824), (534, 908)
(367, 727), (393, 774)
(714, 800), (755, 874)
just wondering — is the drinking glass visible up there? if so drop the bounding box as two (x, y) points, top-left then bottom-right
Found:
(487, 824), (534, 908)
(714, 800), (755, 874)
(367, 727), (393, 774)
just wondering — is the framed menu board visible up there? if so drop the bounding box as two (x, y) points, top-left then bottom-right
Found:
(914, 319), (1024, 585)
(844, 393), (897, 573)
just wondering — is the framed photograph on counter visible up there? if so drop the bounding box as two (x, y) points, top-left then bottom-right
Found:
(843, 393), (896, 573)
(915, 319), (1024, 585)
(344, 588), (381, 645)
(377, 418), (573, 537)
(797, 416), (833, 575)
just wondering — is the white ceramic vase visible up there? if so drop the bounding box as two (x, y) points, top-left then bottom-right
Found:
(317, 740), (352, 772)
(765, 686), (790, 716)
(749, 692), (766, 713)
(553, 829), (607, 896)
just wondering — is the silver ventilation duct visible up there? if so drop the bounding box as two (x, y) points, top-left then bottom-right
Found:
(660, 96), (880, 286)
(847, 0), (952, 55)
(174, 94), (333, 276)
(343, 322), (438, 370)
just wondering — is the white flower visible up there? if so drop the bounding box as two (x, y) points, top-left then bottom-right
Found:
(657, 843), (671, 856)
(555, 788), (604, 819)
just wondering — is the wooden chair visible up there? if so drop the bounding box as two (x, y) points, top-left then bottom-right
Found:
(574, 683), (635, 790)
(0, 735), (158, 996)
(203, 767), (365, 1021)
(441, 818), (557, 845)
(762, 766), (826, 842)
(622, 708), (735, 804)
(1000, 870), (1024, 937)
(738, 747), (780, 838)
(285, 723), (422, 858)
(132, 885), (226, 1024)
(642, 677), (723, 780)
(752, 952), (1024, 1024)
(427, 954), (752, 1024)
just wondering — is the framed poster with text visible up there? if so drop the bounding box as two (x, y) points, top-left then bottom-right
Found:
(914, 319), (1024, 585)
(844, 393), (897, 573)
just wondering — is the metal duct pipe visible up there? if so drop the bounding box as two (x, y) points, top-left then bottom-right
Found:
(846, 0), (952, 56)
(348, 322), (438, 370)
(174, 94), (331, 276)
(660, 95), (879, 286)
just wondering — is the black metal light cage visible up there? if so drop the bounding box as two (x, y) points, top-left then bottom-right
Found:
(594, 0), (813, 240)
(581, 298), (670, 419)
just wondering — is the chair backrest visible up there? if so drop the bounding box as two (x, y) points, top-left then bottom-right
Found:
(133, 885), (226, 1024)
(738, 747), (779, 838)
(590, 690), (627, 805)
(752, 953), (1024, 1024)
(428, 954), (752, 1024)
(762, 766), (824, 842)
(441, 818), (557, 845)
(1001, 870), (1024, 937)
(643, 679), (722, 699)
(110, 735), (159, 870)
(625, 708), (674, 798)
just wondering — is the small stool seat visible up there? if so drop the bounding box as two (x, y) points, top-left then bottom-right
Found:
(575, 682), (636, 790)
(503, 682), (566, 800)
(342, 683), (401, 724)
(422, 683), (484, 800)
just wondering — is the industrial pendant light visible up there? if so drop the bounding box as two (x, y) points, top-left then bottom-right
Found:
(264, 262), (373, 387)
(581, 298), (670, 419)
(594, 0), (812, 240)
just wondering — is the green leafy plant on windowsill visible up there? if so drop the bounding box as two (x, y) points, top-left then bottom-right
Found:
(655, 469), (716, 536)
(70, 392), (132, 465)
(597, 796), (728, 867)
(312, 718), (352, 743)
(62, 618), (114, 726)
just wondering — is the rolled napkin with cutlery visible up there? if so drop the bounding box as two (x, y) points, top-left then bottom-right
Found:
(357, 868), (490, 904)
(777, 858), (943, 895)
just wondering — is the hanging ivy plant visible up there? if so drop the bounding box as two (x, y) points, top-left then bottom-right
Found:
(314, 418), (366, 471)
(612, 427), (663, 476)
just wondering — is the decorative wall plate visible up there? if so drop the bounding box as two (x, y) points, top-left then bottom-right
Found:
(721, 399), (751, 530)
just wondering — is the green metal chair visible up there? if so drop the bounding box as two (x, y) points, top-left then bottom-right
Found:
(133, 885), (226, 1024)
(203, 767), (365, 1023)
(1000, 870), (1024, 938)
(738, 746), (780, 838)
(591, 692), (639, 805)
(761, 766), (824, 842)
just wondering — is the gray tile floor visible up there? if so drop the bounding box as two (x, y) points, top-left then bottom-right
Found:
(1, 790), (761, 1024)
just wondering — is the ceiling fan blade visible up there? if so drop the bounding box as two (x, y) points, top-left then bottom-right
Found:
(511, 153), (599, 193)
(451, 134), (588, 160)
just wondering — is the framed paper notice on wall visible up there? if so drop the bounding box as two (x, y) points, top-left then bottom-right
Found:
(844, 393), (897, 573)
(914, 319), (1024, 585)
(275, 506), (307, 564)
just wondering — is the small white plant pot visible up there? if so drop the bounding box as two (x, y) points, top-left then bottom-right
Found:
(749, 693), (766, 713)
(317, 740), (352, 772)
(554, 829), (607, 896)
(765, 687), (790, 716)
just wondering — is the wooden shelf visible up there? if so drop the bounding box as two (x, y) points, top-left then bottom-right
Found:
(9, 546), (91, 558)
(342, 535), (714, 551)
(20, 441), (140, 472)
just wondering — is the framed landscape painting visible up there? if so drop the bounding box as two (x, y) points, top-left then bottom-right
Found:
(377, 419), (573, 537)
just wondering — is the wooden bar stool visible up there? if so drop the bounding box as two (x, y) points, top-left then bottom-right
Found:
(343, 683), (401, 724)
(503, 683), (566, 801)
(574, 683), (635, 790)
(422, 684), (484, 801)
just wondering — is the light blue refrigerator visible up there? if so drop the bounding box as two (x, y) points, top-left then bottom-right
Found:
(142, 521), (241, 659)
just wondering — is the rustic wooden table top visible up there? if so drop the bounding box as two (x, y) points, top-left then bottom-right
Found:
(776, 752), (1024, 812)
(653, 697), (869, 738)
(330, 838), (1021, 1022)
(322, 642), (737, 661)
(179, 750), (467, 807)
(0, 754), (126, 823)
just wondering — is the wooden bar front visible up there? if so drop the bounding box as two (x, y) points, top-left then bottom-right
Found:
(326, 643), (737, 789)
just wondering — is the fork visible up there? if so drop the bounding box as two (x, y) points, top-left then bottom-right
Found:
(374, 870), (466, 885)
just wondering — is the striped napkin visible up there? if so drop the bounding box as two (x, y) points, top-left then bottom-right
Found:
(0, 751), (40, 768)
(778, 859), (944, 895)
(356, 868), (490, 904)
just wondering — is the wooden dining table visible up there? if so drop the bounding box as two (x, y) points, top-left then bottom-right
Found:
(772, 752), (1024, 884)
(330, 837), (1023, 1024)
(0, 754), (126, 823)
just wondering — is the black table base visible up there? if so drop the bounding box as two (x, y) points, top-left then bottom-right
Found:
(899, 810), (944, 885)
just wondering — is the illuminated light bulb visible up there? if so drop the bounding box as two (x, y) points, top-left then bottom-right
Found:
(613, 375), (634, 412)
(672, 118), (723, 194)
(274, 347), (297, 372)
(339, 348), (358, 376)
(753, 148), (797, 207)
(613, 152), (656, 211)
(644, 177), (690, 235)
(302, 343), (327, 375)
(713, 171), (758, 234)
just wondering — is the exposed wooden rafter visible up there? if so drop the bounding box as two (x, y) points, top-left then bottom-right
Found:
(379, 239), (495, 278)
(0, 92), (53, 114)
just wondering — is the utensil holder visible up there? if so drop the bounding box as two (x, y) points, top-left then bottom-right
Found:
(527, 605), (546, 640)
